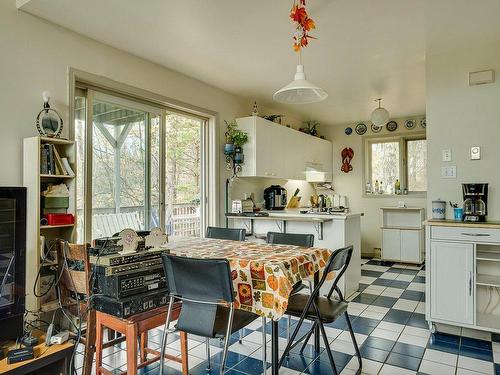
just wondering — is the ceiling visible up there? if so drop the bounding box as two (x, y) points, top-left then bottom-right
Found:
(17, 0), (500, 125)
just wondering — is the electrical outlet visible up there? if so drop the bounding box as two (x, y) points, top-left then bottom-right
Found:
(471, 146), (481, 160)
(442, 149), (452, 162)
(441, 166), (457, 178)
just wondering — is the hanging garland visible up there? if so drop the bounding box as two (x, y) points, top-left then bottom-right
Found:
(290, 0), (316, 51)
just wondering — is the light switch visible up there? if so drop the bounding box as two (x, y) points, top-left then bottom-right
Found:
(441, 166), (457, 178)
(442, 149), (452, 162)
(471, 146), (481, 160)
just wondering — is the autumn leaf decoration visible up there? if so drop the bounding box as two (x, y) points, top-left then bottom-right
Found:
(290, 0), (316, 52)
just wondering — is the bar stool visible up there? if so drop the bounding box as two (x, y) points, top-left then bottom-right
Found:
(94, 304), (188, 375)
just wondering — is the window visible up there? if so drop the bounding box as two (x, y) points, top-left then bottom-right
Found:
(364, 134), (426, 195)
(74, 87), (210, 242)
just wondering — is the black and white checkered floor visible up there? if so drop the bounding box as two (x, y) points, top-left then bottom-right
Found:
(76, 258), (500, 374)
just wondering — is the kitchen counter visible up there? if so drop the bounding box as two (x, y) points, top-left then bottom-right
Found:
(227, 210), (363, 222)
(424, 219), (500, 229)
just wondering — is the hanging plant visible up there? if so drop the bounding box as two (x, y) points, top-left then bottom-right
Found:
(290, 0), (316, 52)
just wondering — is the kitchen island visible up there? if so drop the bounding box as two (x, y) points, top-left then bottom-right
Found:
(228, 210), (363, 298)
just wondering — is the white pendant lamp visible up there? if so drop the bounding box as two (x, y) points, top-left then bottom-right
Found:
(371, 98), (390, 127)
(273, 62), (328, 104)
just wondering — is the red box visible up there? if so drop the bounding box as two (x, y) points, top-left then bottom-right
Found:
(44, 213), (74, 226)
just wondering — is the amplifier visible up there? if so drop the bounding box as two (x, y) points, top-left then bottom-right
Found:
(93, 289), (169, 318)
(93, 258), (163, 276)
(94, 266), (166, 298)
(89, 248), (169, 266)
(89, 236), (147, 256)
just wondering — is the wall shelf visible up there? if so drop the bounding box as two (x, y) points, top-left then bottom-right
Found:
(476, 274), (500, 287)
(477, 251), (500, 262)
(40, 174), (75, 179)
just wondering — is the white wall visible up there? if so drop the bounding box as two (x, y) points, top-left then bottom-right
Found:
(322, 117), (427, 256)
(426, 44), (500, 220)
(0, 0), (303, 226)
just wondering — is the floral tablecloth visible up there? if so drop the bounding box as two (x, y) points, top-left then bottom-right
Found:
(164, 237), (331, 320)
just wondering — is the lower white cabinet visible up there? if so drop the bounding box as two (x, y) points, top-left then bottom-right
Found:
(380, 208), (425, 264)
(429, 241), (474, 325)
(382, 228), (424, 263)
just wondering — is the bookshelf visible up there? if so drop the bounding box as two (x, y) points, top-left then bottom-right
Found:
(23, 136), (77, 313)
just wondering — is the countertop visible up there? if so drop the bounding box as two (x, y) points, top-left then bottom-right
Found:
(227, 210), (363, 221)
(424, 219), (500, 229)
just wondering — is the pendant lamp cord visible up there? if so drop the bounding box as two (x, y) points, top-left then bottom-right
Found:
(297, 50), (302, 66)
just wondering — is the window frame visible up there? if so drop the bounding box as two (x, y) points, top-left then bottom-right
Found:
(363, 132), (426, 198)
(69, 68), (218, 242)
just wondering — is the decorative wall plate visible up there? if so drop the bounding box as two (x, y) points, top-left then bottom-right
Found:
(404, 119), (416, 130)
(145, 227), (168, 251)
(371, 124), (382, 133)
(420, 118), (426, 128)
(386, 121), (398, 132)
(345, 127), (353, 135)
(355, 123), (367, 135)
(117, 228), (140, 255)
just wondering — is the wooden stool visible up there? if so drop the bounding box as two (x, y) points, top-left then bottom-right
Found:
(94, 304), (188, 375)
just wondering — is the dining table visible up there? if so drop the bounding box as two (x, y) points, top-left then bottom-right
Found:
(163, 237), (332, 375)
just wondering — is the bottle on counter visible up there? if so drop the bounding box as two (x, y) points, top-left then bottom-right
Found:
(366, 181), (372, 194)
(374, 180), (379, 194)
(395, 179), (401, 195)
(379, 181), (384, 194)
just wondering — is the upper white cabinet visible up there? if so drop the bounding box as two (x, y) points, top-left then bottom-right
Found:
(236, 116), (333, 180)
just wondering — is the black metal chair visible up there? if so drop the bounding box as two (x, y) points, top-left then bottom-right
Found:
(159, 254), (260, 375)
(206, 226), (246, 241)
(278, 246), (362, 375)
(266, 232), (315, 340)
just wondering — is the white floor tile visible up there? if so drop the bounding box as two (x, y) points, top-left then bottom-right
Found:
(330, 338), (356, 355)
(228, 340), (261, 356)
(359, 309), (386, 320)
(379, 272), (399, 280)
(324, 326), (343, 340)
(415, 301), (426, 314)
(376, 321), (405, 333)
(188, 343), (222, 360)
(379, 363), (416, 375)
(336, 330), (368, 345)
(362, 265), (390, 272)
(402, 326), (430, 339)
(418, 359), (456, 375)
(366, 305), (390, 314)
(436, 323), (462, 336)
(345, 356), (382, 374)
(381, 287), (404, 298)
(493, 342), (500, 353)
(458, 356), (495, 374)
(397, 332), (429, 347)
(407, 282), (425, 292)
(461, 327), (492, 341)
(370, 327), (401, 341)
(392, 299), (419, 312)
(395, 273), (415, 282)
(423, 348), (458, 366)
(360, 276), (377, 284)
(457, 368), (492, 375)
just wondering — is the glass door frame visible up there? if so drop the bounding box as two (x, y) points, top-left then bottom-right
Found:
(74, 86), (210, 242)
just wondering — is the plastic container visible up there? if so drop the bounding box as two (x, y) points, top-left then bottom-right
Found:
(431, 200), (446, 220)
(454, 207), (464, 221)
(42, 196), (69, 209)
(44, 213), (74, 225)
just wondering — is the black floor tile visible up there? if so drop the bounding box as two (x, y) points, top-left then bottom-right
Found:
(371, 296), (397, 308)
(363, 336), (396, 351)
(400, 290), (424, 301)
(362, 270), (384, 278)
(406, 313), (428, 329)
(392, 342), (425, 358)
(386, 352), (421, 371)
(383, 309), (413, 325)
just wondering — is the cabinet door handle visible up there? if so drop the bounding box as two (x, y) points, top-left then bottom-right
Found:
(469, 272), (472, 296)
(461, 232), (490, 237)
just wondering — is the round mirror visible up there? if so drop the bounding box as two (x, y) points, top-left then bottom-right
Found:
(36, 107), (63, 137)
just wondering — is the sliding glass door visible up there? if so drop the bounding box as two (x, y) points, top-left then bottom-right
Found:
(74, 88), (205, 242)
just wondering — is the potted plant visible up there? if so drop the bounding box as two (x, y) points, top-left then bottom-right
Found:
(224, 120), (237, 155)
(232, 129), (248, 163)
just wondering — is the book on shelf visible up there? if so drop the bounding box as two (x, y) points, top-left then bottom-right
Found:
(61, 158), (75, 177)
(39, 144), (74, 176)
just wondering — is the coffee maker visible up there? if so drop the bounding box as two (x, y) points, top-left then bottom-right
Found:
(462, 183), (488, 222)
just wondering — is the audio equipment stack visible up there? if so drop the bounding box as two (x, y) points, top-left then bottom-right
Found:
(89, 236), (170, 318)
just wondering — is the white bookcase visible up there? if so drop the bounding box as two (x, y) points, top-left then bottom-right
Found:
(380, 207), (425, 264)
(23, 136), (77, 313)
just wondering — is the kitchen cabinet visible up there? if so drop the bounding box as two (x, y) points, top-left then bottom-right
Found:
(426, 220), (500, 334)
(380, 208), (425, 263)
(236, 116), (332, 180)
(429, 241), (474, 325)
